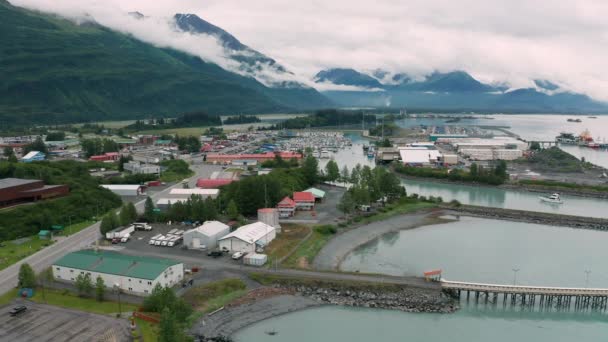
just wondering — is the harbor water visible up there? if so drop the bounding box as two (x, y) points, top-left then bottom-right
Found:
(235, 217), (608, 341)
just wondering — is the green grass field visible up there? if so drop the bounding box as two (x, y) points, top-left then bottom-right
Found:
(134, 318), (158, 342)
(0, 220), (95, 271)
(282, 230), (334, 269)
(30, 288), (139, 315)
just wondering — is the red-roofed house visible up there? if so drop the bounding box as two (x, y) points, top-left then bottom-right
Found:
(277, 196), (296, 217)
(293, 192), (315, 211)
(196, 178), (234, 189)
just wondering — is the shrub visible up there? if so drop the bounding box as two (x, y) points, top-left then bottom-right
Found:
(315, 225), (337, 235)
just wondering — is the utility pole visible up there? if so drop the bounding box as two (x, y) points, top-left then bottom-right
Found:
(512, 268), (520, 285)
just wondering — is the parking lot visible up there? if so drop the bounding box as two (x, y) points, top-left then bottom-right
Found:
(0, 301), (130, 342)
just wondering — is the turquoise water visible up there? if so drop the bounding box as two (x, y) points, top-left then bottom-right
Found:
(235, 217), (608, 341)
(234, 306), (608, 342)
(402, 178), (608, 219)
(341, 216), (608, 287)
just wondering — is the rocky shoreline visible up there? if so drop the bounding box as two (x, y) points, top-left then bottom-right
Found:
(286, 284), (457, 314)
(445, 205), (608, 230)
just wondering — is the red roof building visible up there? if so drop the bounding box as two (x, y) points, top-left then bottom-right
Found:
(89, 152), (120, 162)
(277, 196), (296, 217)
(196, 178), (234, 189)
(293, 192), (315, 210)
(0, 178), (69, 208)
(205, 152), (302, 163)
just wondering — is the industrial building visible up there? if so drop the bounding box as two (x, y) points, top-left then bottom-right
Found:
(437, 137), (526, 161)
(218, 221), (276, 253)
(205, 152), (302, 164)
(183, 221), (230, 250)
(0, 178), (69, 208)
(398, 147), (443, 166)
(101, 184), (145, 197)
(277, 196), (296, 218)
(293, 192), (315, 210)
(21, 151), (45, 162)
(156, 198), (189, 210)
(53, 250), (183, 296)
(123, 161), (160, 175)
(375, 147), (401, 163)
(89, 152), (119, 162)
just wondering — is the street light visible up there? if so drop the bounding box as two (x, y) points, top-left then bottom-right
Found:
(512, 268), (520, 285)
(585, 270), (592, 288)
(114, 283), (122, 317)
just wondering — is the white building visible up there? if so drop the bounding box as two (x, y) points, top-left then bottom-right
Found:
(218, 221), (276, 253)
(52, 250), (183, 296)
(398, 147), (442, 166)
(123, 161), (160, 175)
(183, 221), (230, 250)
(156, 198), (189, 210)
(101, 184), (144, 197)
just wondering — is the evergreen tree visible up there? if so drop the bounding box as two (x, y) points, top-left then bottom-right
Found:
(324, 160), (340, 182)
(75, 273), (94, 297)
(226, 199), (239, 220)
(126, 202), (138, 222)
(158, 308), (179, 342)
(95, 276), (105, 301)
(302, 155), (319, 186)
(340, 166), (350, 183)
(119, 204), (132, 226)
(337, 191), (356, 215)
(469, 163), (478, 178)
(100, 214), (113, 234)
(144, 196), (155, 221)
(23, 136), (48, 154)
(204, 197), (218, 221)
(18, 263), (36, 288)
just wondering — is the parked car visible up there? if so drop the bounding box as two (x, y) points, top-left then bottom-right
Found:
(207, 250), (223, 258)
(9, 306), (26, 316)
(231, 251), (245, 260)
(111, 238), (120, 244)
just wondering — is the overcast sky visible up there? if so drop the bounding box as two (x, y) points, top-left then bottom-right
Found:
(10, 0), (608, 100)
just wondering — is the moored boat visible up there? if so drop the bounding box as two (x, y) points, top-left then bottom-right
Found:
(539, 193), (563, 204)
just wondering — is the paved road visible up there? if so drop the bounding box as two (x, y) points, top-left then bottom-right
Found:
(115, 247), (440, 290)
(0, 164), (220, 295)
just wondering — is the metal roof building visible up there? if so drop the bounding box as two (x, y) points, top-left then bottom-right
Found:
(218, 221), (276, 253)
(53, 250), (183, 296)
(184, 221), (230, 250)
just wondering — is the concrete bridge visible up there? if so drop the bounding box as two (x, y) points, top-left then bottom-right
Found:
(442, 279), (608, 311)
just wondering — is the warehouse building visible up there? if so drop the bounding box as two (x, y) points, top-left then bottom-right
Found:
(101, 184), (145, 197)
(21, 151), (45, 162)
(183, 221), (230, 250)
(0, 178), (69, 208)
(218, 221), (276, 253)
(304, 188), (326, 201)
(156, 198), (189, 210)
(123, 161), (160, 175)
(205, 152), (302, 164)
(53, 250), (183, 296)
(398, 147), (442, 166)
(196, 178), (234, 189)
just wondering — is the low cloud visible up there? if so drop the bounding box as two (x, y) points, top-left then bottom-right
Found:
(9, 0), (608, 101)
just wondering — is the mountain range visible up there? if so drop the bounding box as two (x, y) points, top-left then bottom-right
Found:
(1, 0), (606, 128)
(0, 1), (330, 127)
(314, 68), (608, 113)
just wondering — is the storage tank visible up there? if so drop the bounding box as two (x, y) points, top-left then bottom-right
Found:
(257, 208), (281, 233)
(243, 253), (268, 267)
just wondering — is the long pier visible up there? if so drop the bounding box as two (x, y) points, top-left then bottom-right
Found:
(442, 279), (608, 311)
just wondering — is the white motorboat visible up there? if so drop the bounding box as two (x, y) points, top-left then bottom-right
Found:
(539, 193), (563, 204)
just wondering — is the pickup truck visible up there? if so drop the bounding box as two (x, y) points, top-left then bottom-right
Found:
(9, 306), (26, 316)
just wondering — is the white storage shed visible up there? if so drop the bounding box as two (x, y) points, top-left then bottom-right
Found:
(218, 221), (276, 254)
(183, 221), (230, 250)
(101, 184), (144, 197)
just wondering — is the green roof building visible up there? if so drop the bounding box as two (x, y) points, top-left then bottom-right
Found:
(52, 250), (184, 295)
(304, 187), (326, 200)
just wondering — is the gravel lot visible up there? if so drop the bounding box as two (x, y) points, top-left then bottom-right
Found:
(0, 301), (130, 342)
